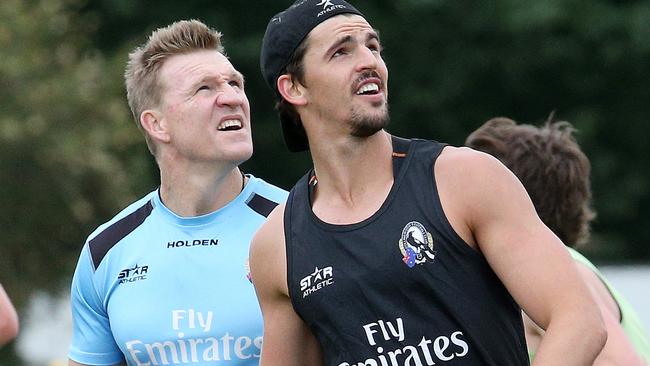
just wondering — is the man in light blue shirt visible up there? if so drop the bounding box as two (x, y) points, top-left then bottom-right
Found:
(68, 19), (287, 366)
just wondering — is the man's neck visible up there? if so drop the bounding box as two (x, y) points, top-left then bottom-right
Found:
(158, 160), (243, 217)
(309, 130), (394, 224)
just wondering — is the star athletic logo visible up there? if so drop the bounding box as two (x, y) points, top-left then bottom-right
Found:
(117, 264), (149, 284)
(299, 266), (334, 298)
(398, 221), (435, 268)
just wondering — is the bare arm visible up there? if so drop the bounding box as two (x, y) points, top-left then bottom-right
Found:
(528, 263), (645, 366)
(580, 264), (646, 365)
(250, 205), (323, 366)
(0, 284), (19, 346)
(436, 147), (606, 366)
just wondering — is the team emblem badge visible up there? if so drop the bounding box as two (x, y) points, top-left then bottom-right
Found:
(398, 221), (435, 268)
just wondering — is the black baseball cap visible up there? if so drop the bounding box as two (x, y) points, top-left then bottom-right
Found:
(260, 0), (364, 152)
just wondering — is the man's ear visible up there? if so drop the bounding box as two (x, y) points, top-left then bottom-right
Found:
(277, 75), (307, 106)
(140, 109), (171, 143)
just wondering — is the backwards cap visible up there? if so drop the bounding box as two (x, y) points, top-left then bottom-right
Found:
(260, 0), (363, 152)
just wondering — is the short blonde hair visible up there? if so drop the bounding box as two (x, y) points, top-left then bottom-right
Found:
(124, 19), (225, 155)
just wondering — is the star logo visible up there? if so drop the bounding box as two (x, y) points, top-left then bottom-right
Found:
(117, 263), (149, 283)
(317, 0), (334, 9)
(312, 267), (324, 281)
(299, 265), (334, 295)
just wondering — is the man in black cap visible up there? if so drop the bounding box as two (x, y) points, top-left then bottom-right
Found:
(250, 1), (607, 365)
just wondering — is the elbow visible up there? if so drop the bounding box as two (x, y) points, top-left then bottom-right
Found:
(588, 309), (608, 356)
(0, 312), (20, 346)
(596, 322), (608, 352)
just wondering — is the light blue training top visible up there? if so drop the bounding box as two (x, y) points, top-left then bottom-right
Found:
(69, 175), (287, 366)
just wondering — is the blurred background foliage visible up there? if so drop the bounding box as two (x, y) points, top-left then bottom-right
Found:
(1, 0), (648, 363)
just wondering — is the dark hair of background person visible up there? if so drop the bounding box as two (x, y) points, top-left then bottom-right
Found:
(465, 115), (596, 247)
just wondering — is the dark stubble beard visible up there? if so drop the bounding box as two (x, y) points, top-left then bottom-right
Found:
(349, 103), (390, 138)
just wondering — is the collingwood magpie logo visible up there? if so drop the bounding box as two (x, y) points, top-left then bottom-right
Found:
(118, 264), (148, 284)
(300, 266), (334, 298)
(398, 221), (435, 268)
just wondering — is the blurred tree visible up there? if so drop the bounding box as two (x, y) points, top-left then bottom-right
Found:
(0, 1), (156, 362)
(0, 0), (154, 311)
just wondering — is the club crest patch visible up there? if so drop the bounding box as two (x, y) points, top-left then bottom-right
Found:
(399, 221), (436, 268)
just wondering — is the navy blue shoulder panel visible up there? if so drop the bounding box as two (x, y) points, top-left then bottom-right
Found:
(88, 200), (154, 270)
(246, 193), (279, 218)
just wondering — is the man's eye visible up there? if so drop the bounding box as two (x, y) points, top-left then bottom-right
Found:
(229, 80), (243, 88)
(368, 42), (383, 53)
(333, 48), (347, 57)
(197, 85), (210, 92)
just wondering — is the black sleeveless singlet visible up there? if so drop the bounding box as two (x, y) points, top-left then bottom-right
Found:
(284, 136), (529, 366)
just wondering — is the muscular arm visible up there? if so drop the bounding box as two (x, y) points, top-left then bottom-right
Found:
(436, 147), (606, 365)
(249, 205), (323, 366)
(0, 284), (19, 346)
(576, 262), (646, 365)
(524, 263), (646, 366)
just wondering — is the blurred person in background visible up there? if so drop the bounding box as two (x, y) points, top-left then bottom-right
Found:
(0, 283), (19, 347)
(466, 116), (650, 365)
(67, 19), (287, 366)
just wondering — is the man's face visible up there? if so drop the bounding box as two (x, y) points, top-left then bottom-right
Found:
(300, 14), (389, 138)
(156, 50), (252, 166)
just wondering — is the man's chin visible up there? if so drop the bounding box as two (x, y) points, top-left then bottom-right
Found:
(350, 113), (390, 138)
(221, 144), (253, 165)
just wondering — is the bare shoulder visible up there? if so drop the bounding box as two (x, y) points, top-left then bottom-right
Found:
(250, 203), (285, 259)
(435, 146), (528, 242)
(251, 203), (285, 250)
(249, 204), (324, 364)
(436, 146), (512, 183)
(437, 146), (532, 206)
(250, 203), (288, 295)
